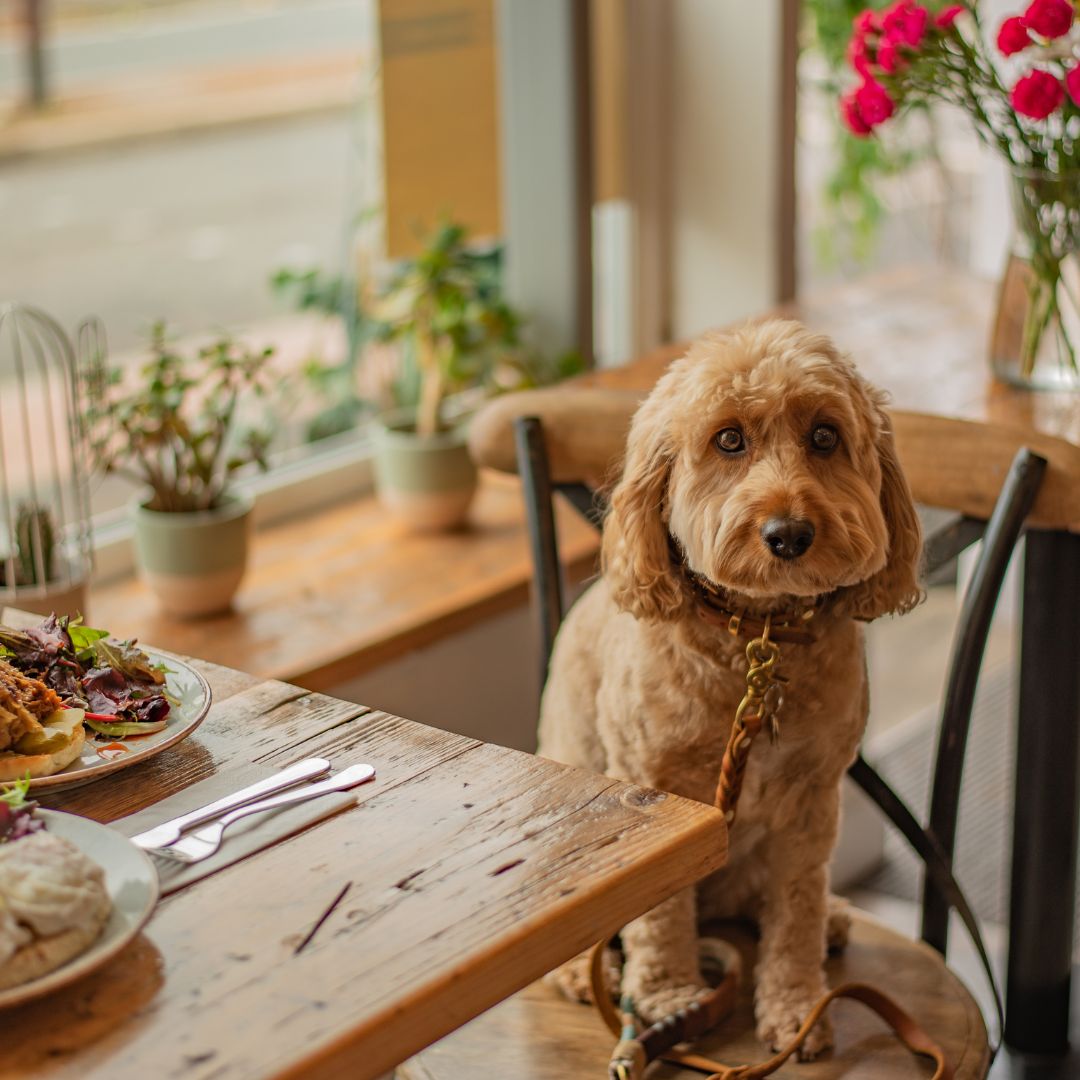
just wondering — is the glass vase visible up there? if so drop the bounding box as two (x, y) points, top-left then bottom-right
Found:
(990, 168), (1080, 392)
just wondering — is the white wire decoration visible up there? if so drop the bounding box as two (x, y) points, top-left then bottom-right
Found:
(0, 302), (93, 618)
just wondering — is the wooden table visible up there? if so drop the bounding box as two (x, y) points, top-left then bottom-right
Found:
(4, 657), (727, 1079)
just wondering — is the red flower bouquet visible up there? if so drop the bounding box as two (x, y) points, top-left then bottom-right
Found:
(841, 1), (1080, 385)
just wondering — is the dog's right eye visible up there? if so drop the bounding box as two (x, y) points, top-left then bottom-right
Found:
(714, 428), (745, 454)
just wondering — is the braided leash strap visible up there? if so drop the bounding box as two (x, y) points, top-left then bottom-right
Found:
(593, 615), (956, 1080)
(715, 620), (784, 824)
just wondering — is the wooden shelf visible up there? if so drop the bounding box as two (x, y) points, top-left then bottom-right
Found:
(88, 470), (600, 690)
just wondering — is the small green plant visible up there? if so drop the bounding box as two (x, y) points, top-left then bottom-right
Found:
(274, 223), (584, 441)
(374, 222), (527, 437)
(16, 503), (56, 585)
(81, 322), (277, 513)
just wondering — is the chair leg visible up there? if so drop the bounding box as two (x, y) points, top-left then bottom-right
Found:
(514, 417), (564, 700)
(921, 449), (1046, 954)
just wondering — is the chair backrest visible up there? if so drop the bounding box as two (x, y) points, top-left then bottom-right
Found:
(489, 400), (1045, 1023)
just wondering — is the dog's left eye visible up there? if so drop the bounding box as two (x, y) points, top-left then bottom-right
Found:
(714, 428), (745, 454)
(810, 424), (839, 453)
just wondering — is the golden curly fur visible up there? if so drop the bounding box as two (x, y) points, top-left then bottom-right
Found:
(538, 319), (922, 1058)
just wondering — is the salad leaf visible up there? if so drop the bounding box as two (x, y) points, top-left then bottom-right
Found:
(90, 638), (166, 685)
(0, 776), (30, 808)
(85, 718), (168, 737)
(69, 622), (109, 654)
(0, 776), (42, 844)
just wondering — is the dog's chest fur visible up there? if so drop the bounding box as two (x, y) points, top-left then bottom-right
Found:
(589, 593), (867, 814)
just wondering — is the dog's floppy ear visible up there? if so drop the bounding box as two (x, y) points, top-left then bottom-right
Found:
(844, 403), (923, 620)
(601, 379), (684, 621)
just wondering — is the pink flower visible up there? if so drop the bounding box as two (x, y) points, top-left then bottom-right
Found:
(853, 9), (881, 35)
(840, 89), (873, 136)
(997, 15), (1033, 54)
(882, 0), (930, 47)
(847, 33), (874, 75)
(1024, 0), (1074, 39)
(878, 38), (905, 73)
(935, 5), (965, 28)
(1011, 68), (1066, 118)
(856, 79), (896, 125)
(1066, 63), (1080, 103)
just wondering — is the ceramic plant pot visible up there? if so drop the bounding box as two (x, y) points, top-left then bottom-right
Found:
(131, 493), (253, 618)
(372, 409), (478, 532)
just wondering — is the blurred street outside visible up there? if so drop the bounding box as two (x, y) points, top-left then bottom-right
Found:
(0, 0), (372, 352)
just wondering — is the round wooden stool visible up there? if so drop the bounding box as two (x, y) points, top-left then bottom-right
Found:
(399, 910), (989, 1079)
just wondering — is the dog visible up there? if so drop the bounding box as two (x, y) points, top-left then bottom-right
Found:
(538, 319), (921, 1058)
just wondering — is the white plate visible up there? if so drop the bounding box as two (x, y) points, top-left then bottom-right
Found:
(27, 649), (212, 793)
(0, 808), (159, 1009)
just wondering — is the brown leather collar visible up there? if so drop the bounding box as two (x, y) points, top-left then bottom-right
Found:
(668, 534), (820, 645)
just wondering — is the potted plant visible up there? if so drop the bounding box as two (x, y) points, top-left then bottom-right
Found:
(81, 323), (276, 618)
(0, 503), (88, 618)
(370, 222), (527, 531)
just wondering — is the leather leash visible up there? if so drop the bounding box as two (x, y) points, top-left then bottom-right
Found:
(592, 613), (957, 1080)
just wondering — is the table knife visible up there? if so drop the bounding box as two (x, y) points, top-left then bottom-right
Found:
(130, 756), (333, 849)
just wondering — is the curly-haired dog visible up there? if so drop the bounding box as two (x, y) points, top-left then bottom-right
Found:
(539, 319), (921, 1058)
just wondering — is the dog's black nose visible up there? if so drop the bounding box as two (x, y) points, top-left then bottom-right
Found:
(761, 517), (815, 560)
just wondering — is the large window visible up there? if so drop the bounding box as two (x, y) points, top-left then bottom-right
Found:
(1, 0), (375, 531)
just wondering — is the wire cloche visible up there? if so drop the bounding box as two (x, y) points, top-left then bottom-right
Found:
(0, 302), (93, 618)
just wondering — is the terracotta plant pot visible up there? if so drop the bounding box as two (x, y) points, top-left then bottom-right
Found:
(131, 493), (253, 618)
(372, 409), (478, 531)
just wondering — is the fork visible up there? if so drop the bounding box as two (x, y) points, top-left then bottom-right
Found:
(147, 763), (375, 867)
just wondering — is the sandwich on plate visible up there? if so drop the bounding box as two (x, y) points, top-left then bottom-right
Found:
(0, 659), (86, 780)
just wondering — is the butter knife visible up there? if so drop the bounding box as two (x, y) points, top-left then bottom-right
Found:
(130, 757), (332, 849)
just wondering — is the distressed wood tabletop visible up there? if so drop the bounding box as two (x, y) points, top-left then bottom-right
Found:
(1, 658), (728, 1080)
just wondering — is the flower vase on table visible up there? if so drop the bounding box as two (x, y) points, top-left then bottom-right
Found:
(991, 168), (1080, 389)
(840, 0), (1080, 392)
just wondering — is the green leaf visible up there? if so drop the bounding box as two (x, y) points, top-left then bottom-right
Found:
(90, 638), (165, 685)
(69, 623), (109, 652)
(0, 776), (31, 809)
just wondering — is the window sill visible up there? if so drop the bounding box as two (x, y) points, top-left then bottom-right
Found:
(86, 470), (600, 690)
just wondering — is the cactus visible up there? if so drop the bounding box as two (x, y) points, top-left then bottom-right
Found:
(15, 503), (56, 586)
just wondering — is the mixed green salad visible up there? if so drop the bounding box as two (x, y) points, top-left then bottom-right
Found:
(0, 614), (173, 738)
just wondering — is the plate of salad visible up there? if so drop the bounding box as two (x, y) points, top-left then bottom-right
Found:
(0, 613), (211, 793)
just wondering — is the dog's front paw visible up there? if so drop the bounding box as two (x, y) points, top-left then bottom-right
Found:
(632, 982), (712, 1026)
(755, 997), (834, 1060)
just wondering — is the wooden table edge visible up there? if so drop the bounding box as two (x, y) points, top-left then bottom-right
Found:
(275, 796), (728, 1080)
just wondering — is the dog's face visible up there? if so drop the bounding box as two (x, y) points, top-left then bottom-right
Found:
(602, 320), (922, 620)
